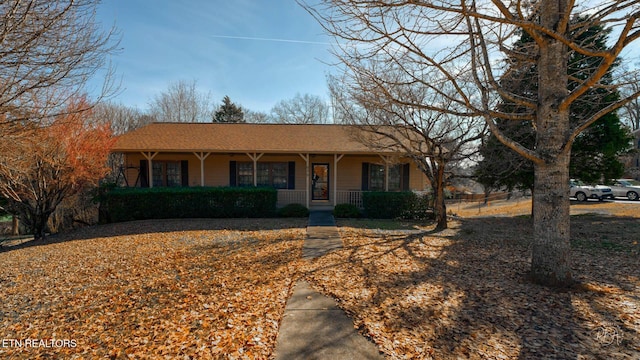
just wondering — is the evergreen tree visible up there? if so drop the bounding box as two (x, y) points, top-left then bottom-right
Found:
(476, 20), (632, 191)
(213, 96), (245, 123)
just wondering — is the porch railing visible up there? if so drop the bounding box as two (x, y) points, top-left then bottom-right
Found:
(336, 190), (364, 208)
(276, 190), (306, 208)
(276, 190), (434, 209)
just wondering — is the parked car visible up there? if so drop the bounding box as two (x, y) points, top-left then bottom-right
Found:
(570, 179), (614, 201)
(609, 179), (640, 201)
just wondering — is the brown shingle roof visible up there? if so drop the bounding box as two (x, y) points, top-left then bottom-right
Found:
(112, 123), (398, 154)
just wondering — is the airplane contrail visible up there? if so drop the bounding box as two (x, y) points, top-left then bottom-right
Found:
(209, 34), (331, 45)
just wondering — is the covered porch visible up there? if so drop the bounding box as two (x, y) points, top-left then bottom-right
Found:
(121, 150), (416, 210)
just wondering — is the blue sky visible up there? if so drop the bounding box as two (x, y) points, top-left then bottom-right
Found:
(94, 0), (334, 113)
(93, 1), (639, 115)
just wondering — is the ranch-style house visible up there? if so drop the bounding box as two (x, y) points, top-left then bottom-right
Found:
(111, 123), (430, 209)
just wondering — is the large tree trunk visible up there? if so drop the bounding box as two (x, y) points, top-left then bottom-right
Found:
(433, 190), (447, 230)
(31, 209), (50, 240)
(531, 1), (572, 286)
(531, 155), (572, 286)
(11, 215), (19, 236)
(433, 159), (447, 230)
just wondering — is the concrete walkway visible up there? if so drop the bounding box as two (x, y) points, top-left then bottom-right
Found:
(274, 211), (384, 359)
(303, 211), (342, 259)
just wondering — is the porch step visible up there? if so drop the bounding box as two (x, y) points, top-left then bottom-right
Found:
(308, 205), (335, 212)
(307, 210), (336, 226)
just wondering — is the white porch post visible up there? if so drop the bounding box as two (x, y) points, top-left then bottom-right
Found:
(194, 152), (211, 186)
(333, 154), (344, 206)
(142, 151), (158, 188)
(246, 153), (264, 186)
(299, 153), (310, 208)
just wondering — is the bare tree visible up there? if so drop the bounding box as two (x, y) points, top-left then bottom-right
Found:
(302, 0), (640, 286)
(330, 73), (485, 229)
(271, 93), (331, 124)
(90, 102), (153, 184)
(92, 102), (151, 135)
(619, 71), (640, 131)
(244, 109), (272, 123)
(149, 80), (213, 123)
(0, 0), (119, 124)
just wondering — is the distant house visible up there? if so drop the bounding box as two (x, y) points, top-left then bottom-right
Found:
(111, 123), (430, 209)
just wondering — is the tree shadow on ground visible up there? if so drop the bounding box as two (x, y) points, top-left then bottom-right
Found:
(303, 216), (639, 359)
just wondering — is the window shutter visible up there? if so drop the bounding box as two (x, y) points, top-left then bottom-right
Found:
(140, 160), (149, 188)
(288, 161), (296, 189)
(361, 162), (369, 191)
(402, 163), (410, 190)
(181, 160), (189, 187)
(229, 161), (237, 186)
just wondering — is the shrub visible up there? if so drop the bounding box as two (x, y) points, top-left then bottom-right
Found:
(100, 187), (277, 223)
(333, 203), (361, 218)
(49, 187), (100, 233)
(362, 191), (434, 219)
(401, 193), (435, 220)
(277, 203), (309, 217)
(362, 191), (416, 219)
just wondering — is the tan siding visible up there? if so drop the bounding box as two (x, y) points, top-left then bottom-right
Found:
(410, 163), (429, 190)
(336, 157), (360, 191)
(337, 155), (374, 191)
(295, 156), (308, 192)
(204, 155), (234, 186)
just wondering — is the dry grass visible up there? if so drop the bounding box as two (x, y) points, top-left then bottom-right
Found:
(451, 198), (640, 218)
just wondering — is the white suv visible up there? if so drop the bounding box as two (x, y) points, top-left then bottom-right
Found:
(609, 179), (640, 201)
(570, 179), (614, 202)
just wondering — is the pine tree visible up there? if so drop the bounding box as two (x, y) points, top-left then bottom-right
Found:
(213, 96), (245, 123)
(475, 20), (632, 192)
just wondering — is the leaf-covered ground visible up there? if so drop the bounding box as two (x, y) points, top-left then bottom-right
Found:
(304, 214), (639, 359)
(451, 197), (640, 218)
(1, 204), (638, 359)
(0, 219), (307, 359)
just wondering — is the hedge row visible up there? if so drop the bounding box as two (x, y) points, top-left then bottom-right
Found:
(362, 191), (432, 220)
(100, 187), (277, 223)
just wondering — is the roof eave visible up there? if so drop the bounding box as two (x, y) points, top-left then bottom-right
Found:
(111, 148), (403, 155)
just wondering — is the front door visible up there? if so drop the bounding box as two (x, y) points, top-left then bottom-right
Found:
(312, 163), (329, 201)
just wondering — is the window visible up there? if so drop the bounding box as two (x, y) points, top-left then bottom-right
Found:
(238, 162), (290, 189)
(237, 162), (254, 187)
(388, 164), (402, 191)
(152, 161), (182, 187)
(369, 164), (385, 191)
(365, 163), (408, 191)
